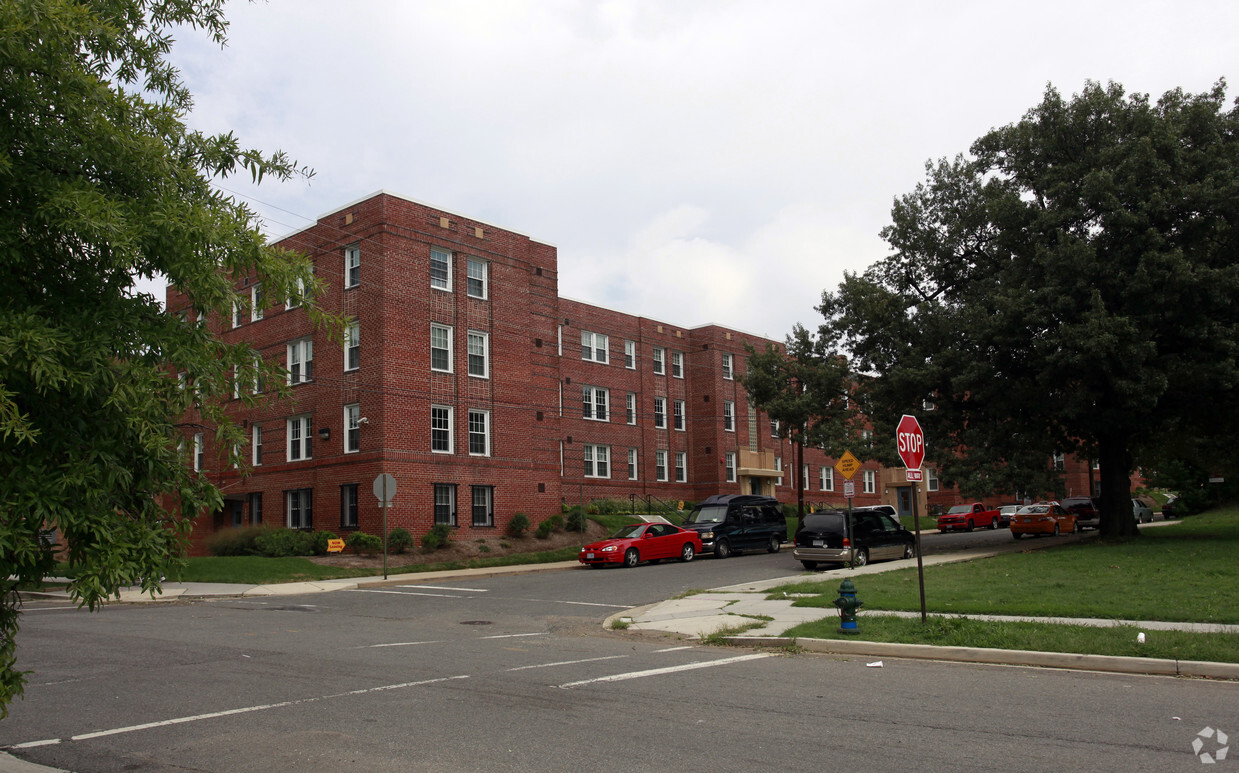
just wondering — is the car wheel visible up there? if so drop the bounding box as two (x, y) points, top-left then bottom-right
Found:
(903, 543), (915, 559)
(990, 517), (998, 530)
(714, 540), (732, 559)
(853, 548), (869, 567)
(623, 548), (639, 568)
(767, 535), (781, 553)
(1012, 531), (1023, 540)
(966, 519), (975, 532)
(679, 543), (695, 563)
(1053, 524), (1060, 536)
(800, 561), (818, 571)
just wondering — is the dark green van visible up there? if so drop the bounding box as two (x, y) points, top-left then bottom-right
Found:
(682, 495), (788, 558)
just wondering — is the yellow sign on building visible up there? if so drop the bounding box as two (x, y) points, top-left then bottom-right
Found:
(835, 450), (861, 480)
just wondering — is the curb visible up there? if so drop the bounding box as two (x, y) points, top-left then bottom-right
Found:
(728, 635), (1239, 679)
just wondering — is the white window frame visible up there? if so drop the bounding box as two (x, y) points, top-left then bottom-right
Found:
(1052, 452), (1065, 471)
(725, 452), (736, 483)
(431, 324), (453, 373)
(467, 330), (489, 378)
(655, 450), (668, 482)
(431, 405), (453, 454)
(344, 403), (360, 454)
(863, 469), (877, 494)
(653, 397), (666, 429)
(287, 414), (312, 462)
(581, 330), (609, 363)
(671, 351), (683, 378)
(723, 400), (735, 432)
(822, 466), (834, 492)
(673, 399), (685, 431)
(471, 485), (494, 527)
(193, 432), (204, 472)
(286, 337), (313, 385)
(232, 300), (243, 329)
(652, 347), (665, 375)
(927, 468), (940, 492)
(675, 451), (687, 483)
(286, 275), (306, 309)
(286, 488), (312, 530)
(584, 444), (610, 479)
(252, 424), (263, 467)
(466, 257), (488, 299)
(628, 448), (638, 480)
(583, 385), (609, 421)
(624, 340), (636, 369)
(626, 392), (636, 425)
(722, 352), (734, 380)
(345, 244), (361, 289)
(251, 284), (263, 322)
(803, 464), (810, 488)
(344, 321), (360, 372)
(431, 246), (452, 291)
(775, 456), (783, 485)
(468, 409), (490, 457)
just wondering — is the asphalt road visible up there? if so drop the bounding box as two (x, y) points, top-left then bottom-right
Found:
(3, 526), (1228, 772)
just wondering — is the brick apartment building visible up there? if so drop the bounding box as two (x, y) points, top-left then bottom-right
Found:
(169, 191), (1098, 554)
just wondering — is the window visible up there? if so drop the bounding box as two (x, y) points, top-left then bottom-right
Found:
(467, 331), (489, 378)
(252, 353), (263, 395)
(723, 401), (735, 432)
(431, 324), (453, 372)
(655, 450), (668, 482)
(434, 483), (456, 526)
(252, 425), (263, 466)
(653, 397), (666, 429)
(673, 399), (685, 431)
(286, 488), (312, 529)
(725, 452), (736, 483)
(251, 284), (263, 322)
(652, 347), (665, 375)
(927, 468), (940, 492)
(249, 492), (262, 525)
(345, 245), (360, 289)
(584, 444), (610, 478)
(1052, 452), (1065, 471)
(287, 414), (312, 461)
(861, 429), (873, 447)
(627, 448), (638, 480)
(624, 340), (636, 369)
(582, 386), (609, 421)
(822, 466), (834, 492)
(472, 486), (494, 527)
(287, 275), (305, 309)
(344, 321), (360, 371)
(581, 330), (609, 363)
(770, 419), (780, 438)
(626, 392), (636, 425)
(722, 352), (734, 380)
(775, 456), (783, 485)
(675, 451), (687, 482)
(287, 337), (313, 384)
(922, 397), (937, 412)
(193, 432), (204, 472)
(466, 257), (488, 299)
(431, 405), (453, 453)
(671, 351), (683, 378)
(803, 464), (809, 488)
(344, 403), (361, 453)
(431, 246), (452, 290)
(340, 484), (358, 528)
(232, 301), (243, 328)
(863, 469), (876, 494)
(468, 409), (490, 456)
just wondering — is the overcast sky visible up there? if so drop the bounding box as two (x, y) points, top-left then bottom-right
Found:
(156, 0), (1239, 340)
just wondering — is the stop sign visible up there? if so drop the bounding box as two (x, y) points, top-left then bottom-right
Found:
(896, 414), (925, 470)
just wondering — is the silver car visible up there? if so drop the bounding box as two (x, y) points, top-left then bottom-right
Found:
(1132, 498), (1154, 524)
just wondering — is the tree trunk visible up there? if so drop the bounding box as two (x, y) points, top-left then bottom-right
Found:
(1097, 433), (1139, 538)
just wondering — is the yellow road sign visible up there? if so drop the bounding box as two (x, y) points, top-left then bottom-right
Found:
(835, 450), (861, 480)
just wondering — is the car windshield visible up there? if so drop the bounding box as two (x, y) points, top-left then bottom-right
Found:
(1018, 505), (1050, 514)
(685, 504), (728, 524)
(946, 506), (972, 514)
(800, 513), (844, 532)
(610, 524), (645, 539)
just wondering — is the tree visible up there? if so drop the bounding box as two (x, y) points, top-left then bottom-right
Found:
(0, 0), (331, 716)
(741, 324), (863, 525)
(818, 80), (1239, 538)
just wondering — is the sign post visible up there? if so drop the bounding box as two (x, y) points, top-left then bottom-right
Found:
(835, 450), (861, 569)
(373, 473), (397, 580)
(896, 415), (928, 623)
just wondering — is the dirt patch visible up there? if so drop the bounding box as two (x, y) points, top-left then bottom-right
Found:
(305, 521), (610, 571)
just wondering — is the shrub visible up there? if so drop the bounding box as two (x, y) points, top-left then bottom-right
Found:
(346, 531), (382, 556)
(546, 514), (564, 531)
(535, 519), (555, 539)
(311, 531), (339, 556)
(477, 543), (491, 553)
(421, 524), (452, 551)
(565, 508), (587, 533)
(387, 528), (413, 554)
(254, 528), (315, 557)
(206, 526), (267, 557)
(507, 512), (531, 538)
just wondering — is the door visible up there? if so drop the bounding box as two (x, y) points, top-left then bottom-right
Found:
(896, 487), (914, 520)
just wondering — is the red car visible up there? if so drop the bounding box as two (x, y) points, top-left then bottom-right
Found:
(579, 522), (702, 568)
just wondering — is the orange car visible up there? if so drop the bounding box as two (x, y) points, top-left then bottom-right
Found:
(1010, 502), (1077, 539)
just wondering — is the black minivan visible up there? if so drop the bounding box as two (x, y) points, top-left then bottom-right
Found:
(682, 495), (788, 558)
(792, 505), (915, 570)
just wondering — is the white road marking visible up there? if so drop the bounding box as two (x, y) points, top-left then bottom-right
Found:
(351, 589), (464, 599)
(7, 676), (469, 749)
(506, 655), (628, 672)
(558, 653), (772, 688)
(361, 640), (443, 649)
(545, 600), (628, 608)
(398, 585), (487, 593)
(479, 632), (547, 640)
(654, 646), (695, 653)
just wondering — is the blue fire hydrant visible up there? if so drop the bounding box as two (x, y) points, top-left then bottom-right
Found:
(834, 578), (863, 634)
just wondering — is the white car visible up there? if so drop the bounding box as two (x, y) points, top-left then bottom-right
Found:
(998, 505), (1020, 527)
(1132, 499), (1154, 524)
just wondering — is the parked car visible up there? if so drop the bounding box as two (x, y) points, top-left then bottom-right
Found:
(579, 522), (702, 568)
(1060, 496), (1101, 530)
(681, 494), (788, 558)
(998, 505), (1020, 527)
(938, 502), (1002, 532)
(1161, 496), (1182, 519)
(1132, 498), (1154, 524)
(1010, 502), (1077, 538)
(792, 506), (915, 570)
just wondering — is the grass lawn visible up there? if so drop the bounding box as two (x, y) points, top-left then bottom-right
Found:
(770, 506), (1239, 662)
